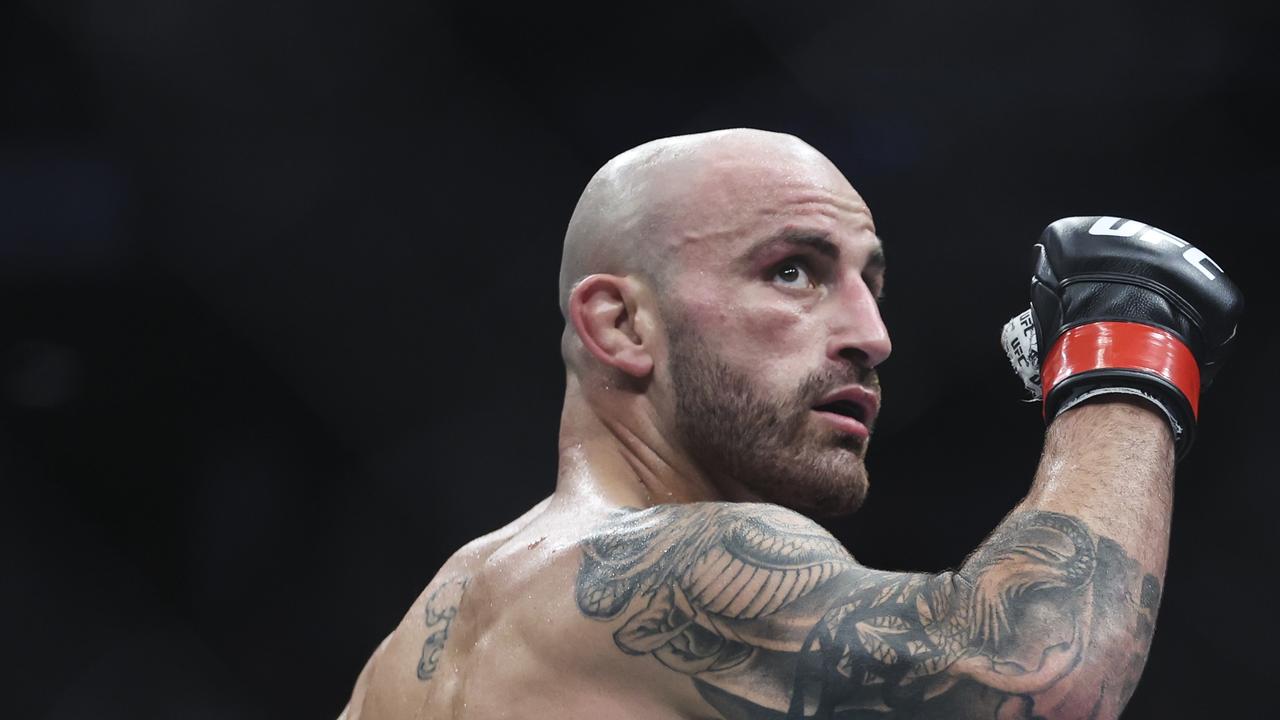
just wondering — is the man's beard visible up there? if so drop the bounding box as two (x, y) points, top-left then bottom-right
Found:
(666, 324), (877, 518)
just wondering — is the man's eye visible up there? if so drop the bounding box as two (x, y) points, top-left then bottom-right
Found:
(773, 260), (814, 289)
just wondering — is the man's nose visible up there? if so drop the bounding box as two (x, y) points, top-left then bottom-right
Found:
(825, 280), (892, 369)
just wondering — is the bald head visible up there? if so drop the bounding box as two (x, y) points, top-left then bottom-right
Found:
(556, 129), (886, 516)
(557, 128), (841, 316)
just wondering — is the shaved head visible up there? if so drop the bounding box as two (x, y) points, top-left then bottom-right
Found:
(557, 128), (843, 316)
(556, 128), (888, 515)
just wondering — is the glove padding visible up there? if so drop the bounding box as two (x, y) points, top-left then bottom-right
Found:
(1002, 216), (1244, 461)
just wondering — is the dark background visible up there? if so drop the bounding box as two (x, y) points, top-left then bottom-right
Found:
(4, 1), (1276, 717)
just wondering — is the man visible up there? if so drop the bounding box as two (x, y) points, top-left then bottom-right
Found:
(339, 129), (1242, 719)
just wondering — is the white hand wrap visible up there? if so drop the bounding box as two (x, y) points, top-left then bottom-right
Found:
(1000, 306), (1042, 401)
(1000, 305), (1184, 439)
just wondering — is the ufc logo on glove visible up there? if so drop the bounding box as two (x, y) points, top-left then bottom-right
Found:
(1087, 216), (1226, 281)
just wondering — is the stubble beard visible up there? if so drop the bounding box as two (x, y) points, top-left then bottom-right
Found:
(666, 324), (875, 518)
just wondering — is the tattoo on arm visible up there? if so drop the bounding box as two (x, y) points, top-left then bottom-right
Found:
(417, 575), (469, 681)
(575, 504), (1160, 719)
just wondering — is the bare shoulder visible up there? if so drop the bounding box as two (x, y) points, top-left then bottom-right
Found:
(568, 501), (880, 716)
(577, 501), (860, 627)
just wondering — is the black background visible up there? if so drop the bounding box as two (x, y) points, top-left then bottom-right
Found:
(4, 1), (1277, 717)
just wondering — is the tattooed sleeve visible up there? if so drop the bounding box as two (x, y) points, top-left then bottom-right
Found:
(576, 504), (1159, 719)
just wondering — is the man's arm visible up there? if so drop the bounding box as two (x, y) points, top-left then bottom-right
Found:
(572, 215), (1238, 718)
(575, 400), (1169, 720)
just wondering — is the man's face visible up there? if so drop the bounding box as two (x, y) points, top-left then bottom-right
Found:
(654, 149), (890, 517)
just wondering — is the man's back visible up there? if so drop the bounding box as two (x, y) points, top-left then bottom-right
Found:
(339, 495), (706, 720)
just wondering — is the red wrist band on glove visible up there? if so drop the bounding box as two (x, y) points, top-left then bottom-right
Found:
(1041, 321), (1201, 419)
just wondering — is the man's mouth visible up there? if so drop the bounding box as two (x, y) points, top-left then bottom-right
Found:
(812, 399), (868, 423)
(811, 386), (879, 439)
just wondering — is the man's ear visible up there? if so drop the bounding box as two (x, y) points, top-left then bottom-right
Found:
(568, 274), (655, 379)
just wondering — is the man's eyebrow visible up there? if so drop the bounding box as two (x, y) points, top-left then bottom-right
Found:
(746, 231), (887, 271)
(746, 232), (840, 263)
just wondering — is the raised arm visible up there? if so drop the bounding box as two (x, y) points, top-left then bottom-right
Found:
(574, 215), (1242, 719)
(575, 401), (1166, 720)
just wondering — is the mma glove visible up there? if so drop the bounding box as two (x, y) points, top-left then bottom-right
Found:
(1001, 216), (1244, 461)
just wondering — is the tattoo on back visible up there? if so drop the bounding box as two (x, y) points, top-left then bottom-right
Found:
(417, 575), (469, 681)
(575, 504), (1160, 719)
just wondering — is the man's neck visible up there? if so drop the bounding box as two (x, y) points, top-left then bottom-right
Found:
(553, 378), (738, 509)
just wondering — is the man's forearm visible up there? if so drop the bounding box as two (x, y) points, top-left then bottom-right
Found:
(1021, 397), (1175, 583)
(948, 397), (1174, 718)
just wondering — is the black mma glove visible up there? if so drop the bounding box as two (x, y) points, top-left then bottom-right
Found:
(1000, 216), (1244, 461)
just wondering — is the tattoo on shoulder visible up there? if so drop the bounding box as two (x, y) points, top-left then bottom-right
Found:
(417, 575), (470, 681)
(575, 504), (1161, 719)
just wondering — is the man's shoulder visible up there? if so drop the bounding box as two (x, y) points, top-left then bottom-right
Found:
(440, 499), (856, 614)
(579, 501), (855, 568)
(576, 500), (865, 633)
